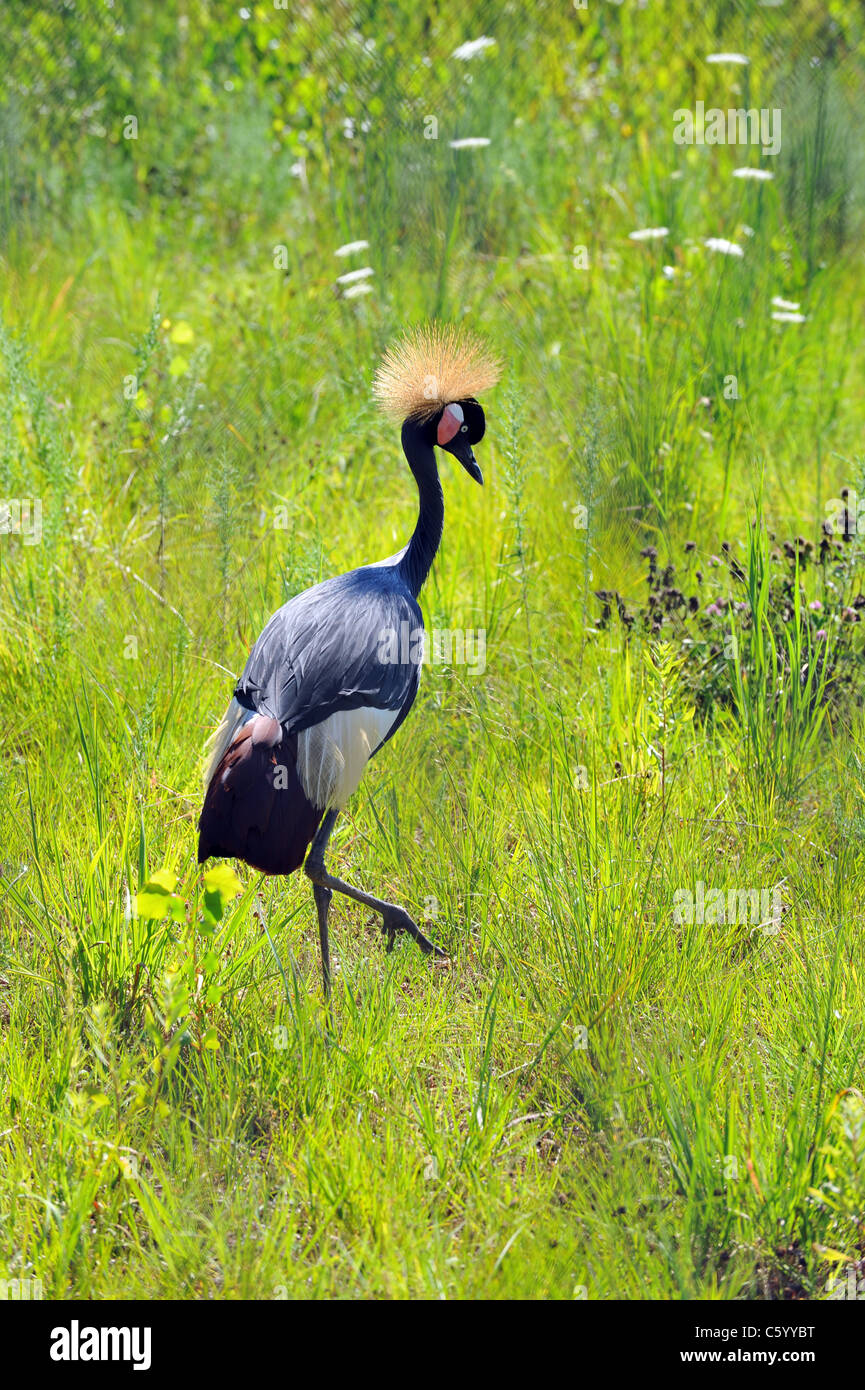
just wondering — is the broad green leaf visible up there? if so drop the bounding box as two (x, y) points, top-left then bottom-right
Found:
(202, 864), (243, 924)
(136, 869), (184, 921)
(170, 320), (195, 344)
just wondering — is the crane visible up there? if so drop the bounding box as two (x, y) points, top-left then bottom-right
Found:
(197, 323), (501, 994)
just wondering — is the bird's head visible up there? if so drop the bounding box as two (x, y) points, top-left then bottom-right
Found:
(373, 324), (500, 486)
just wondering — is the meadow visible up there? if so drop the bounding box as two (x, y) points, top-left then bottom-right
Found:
(1, 0), (864, 1301)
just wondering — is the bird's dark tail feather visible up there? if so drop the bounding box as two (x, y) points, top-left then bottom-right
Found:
(197, 716), (324, 876)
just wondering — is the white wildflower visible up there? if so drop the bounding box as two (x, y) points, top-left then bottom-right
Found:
(334, 240), (370, 258)
(704, 237), (744, 257)
(452, 37), (496, 61)
(336, 266), (374, 285)
(733, 167), (774, 180)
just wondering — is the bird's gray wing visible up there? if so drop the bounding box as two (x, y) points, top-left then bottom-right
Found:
(234, 564), (424, 739)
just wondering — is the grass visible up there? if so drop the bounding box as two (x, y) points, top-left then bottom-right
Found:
(1, 0), (864, 1300)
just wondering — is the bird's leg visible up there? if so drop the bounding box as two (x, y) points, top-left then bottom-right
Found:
(307, 811), (339, 996)
(312, 882), (333, 995)
(304, 812), (447, 964)
(326, 876), (446, 960)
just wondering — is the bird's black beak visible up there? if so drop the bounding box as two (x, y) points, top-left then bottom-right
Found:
(447, 437), (483, 485)
(462, 452), (483, 485)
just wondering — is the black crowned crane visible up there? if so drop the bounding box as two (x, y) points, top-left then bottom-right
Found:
(198, 323), (501, 993)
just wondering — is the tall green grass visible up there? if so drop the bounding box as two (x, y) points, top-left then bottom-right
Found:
(0, 0), (864, 1300)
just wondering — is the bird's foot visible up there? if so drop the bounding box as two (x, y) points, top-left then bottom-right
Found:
(380, 905), (449, 962)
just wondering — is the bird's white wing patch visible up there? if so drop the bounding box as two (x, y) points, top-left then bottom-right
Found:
(297, 706), (399, 810)
(205, 697), (402, 810)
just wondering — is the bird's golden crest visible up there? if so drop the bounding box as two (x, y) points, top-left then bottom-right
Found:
(373, 322), (502, 421)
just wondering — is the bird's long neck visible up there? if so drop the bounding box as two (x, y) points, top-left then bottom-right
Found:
(398, 420), (444, 599)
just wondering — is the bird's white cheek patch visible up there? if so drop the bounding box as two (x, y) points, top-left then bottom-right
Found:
(437, 402), (464, 446)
